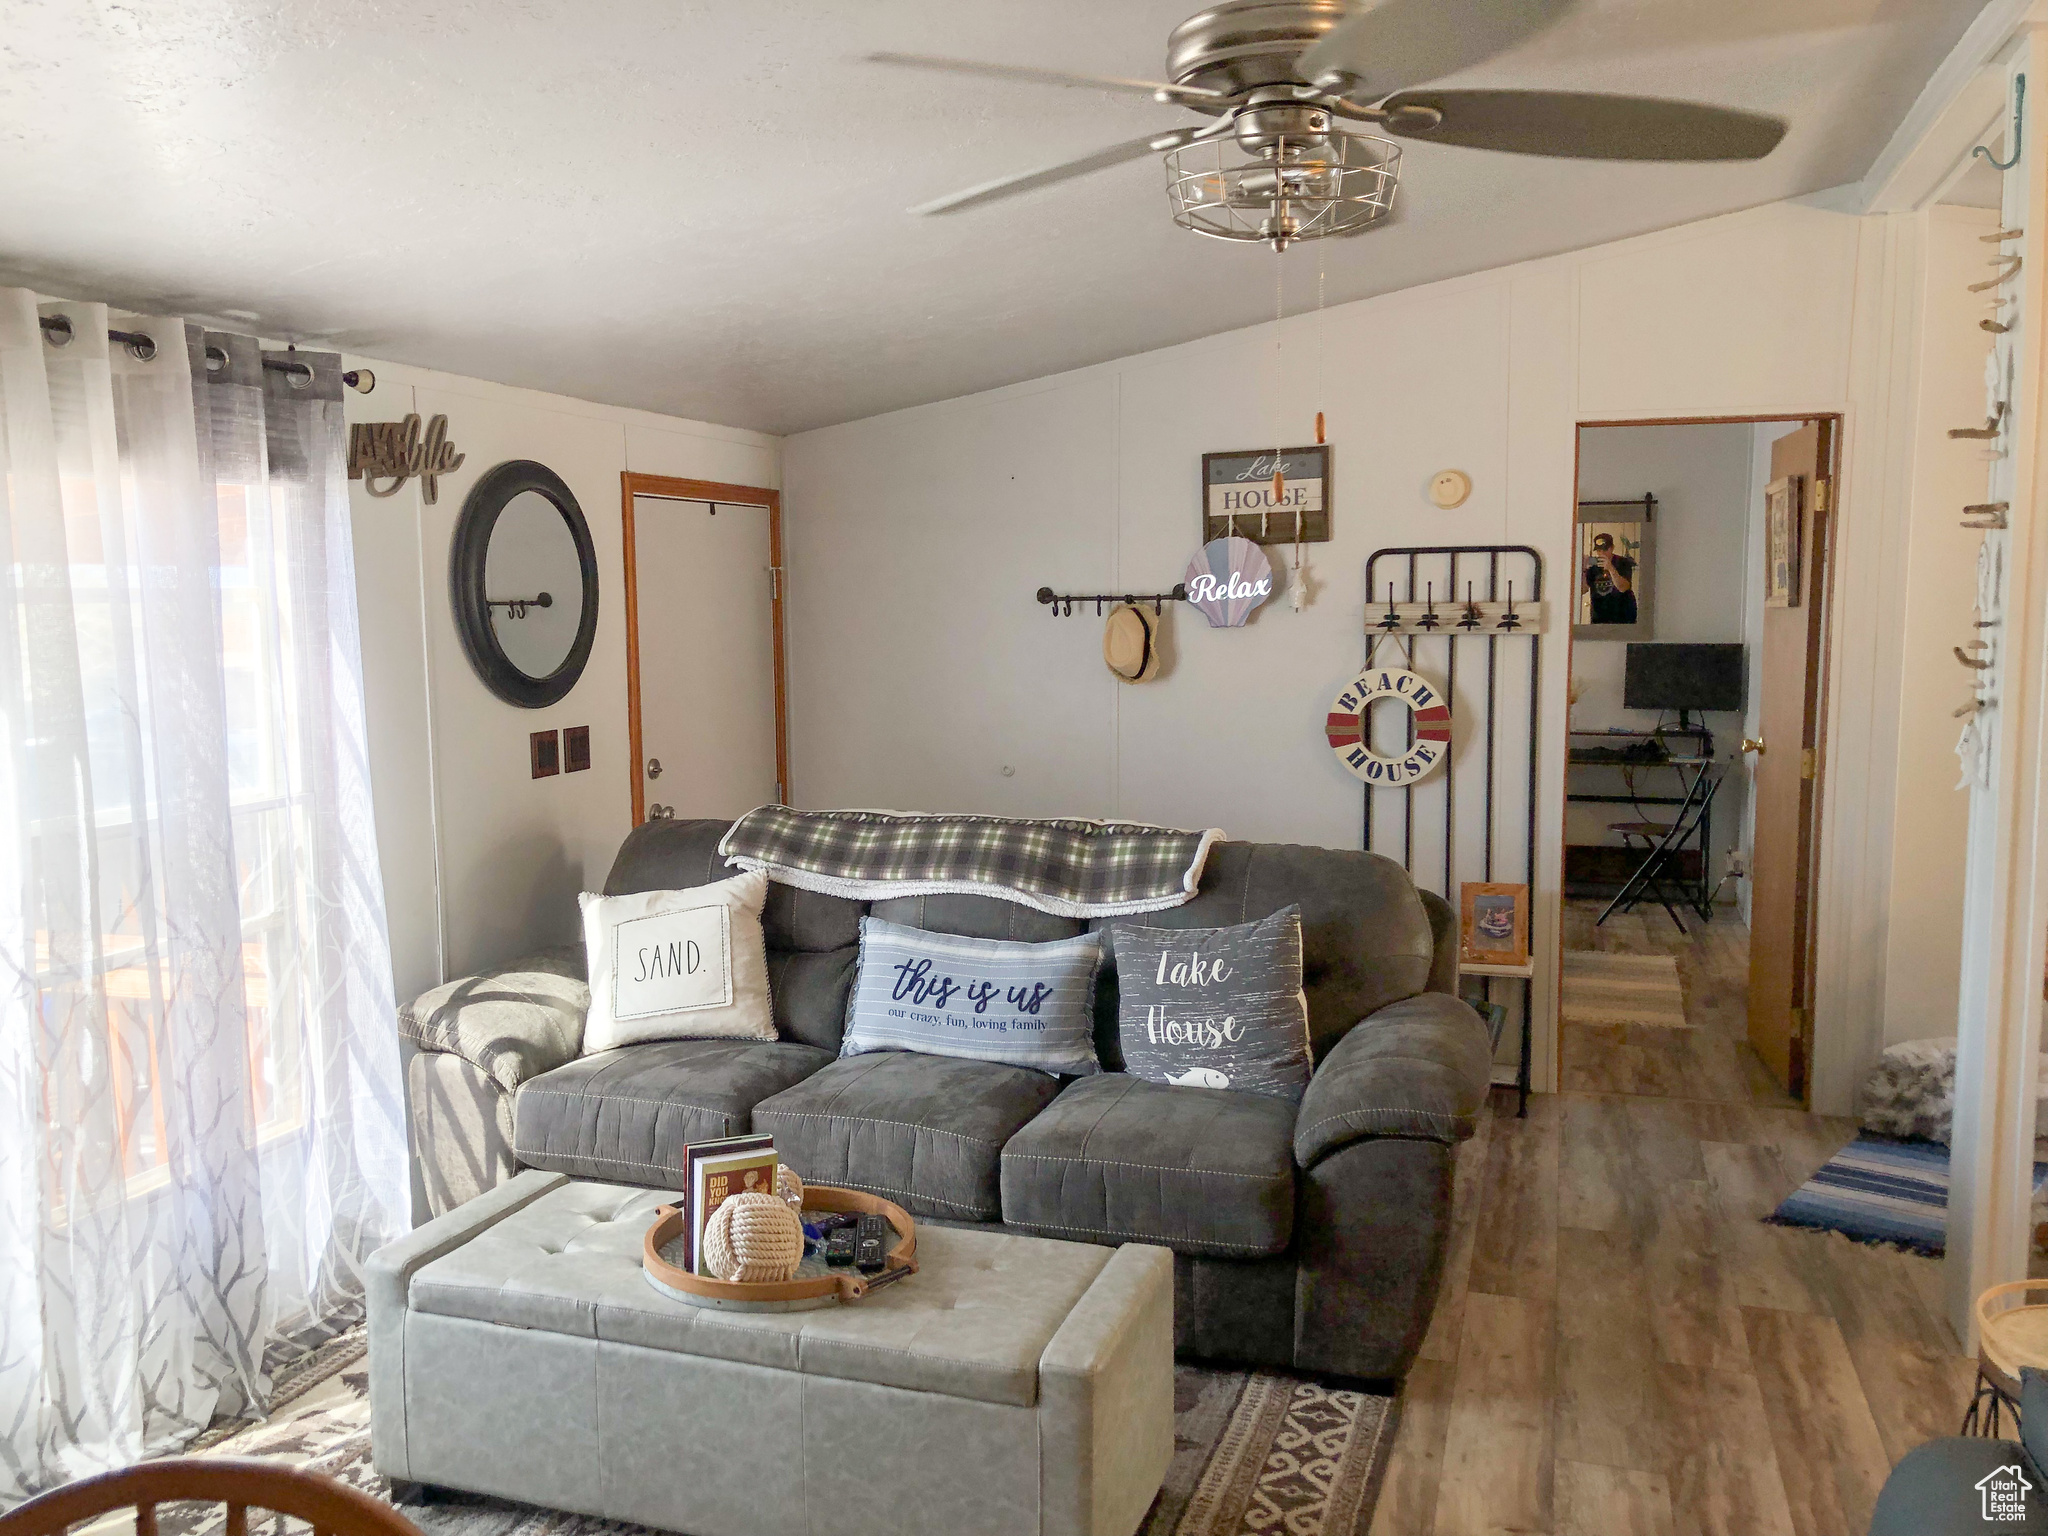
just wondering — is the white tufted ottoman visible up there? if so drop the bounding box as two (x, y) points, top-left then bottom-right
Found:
(368, 1172), (1173, 1536)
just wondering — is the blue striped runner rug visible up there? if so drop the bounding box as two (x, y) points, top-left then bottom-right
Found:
(1767, 1132), (2048, 1257)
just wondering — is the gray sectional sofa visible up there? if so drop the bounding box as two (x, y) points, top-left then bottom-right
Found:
(399, 817), (1492, 1385)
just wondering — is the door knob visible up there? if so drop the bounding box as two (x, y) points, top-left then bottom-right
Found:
(646, 758), (663, 779)
(1740, 738), (1765, 755)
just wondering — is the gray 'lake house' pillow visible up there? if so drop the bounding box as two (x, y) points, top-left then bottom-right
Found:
(840, 917), (1103, 1077)
(1109, 907), (1312, 1103)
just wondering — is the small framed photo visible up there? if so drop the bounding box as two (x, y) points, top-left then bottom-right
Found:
(1460, 882), (1530, 968)
(1764, 475), (1802, 607)
(1573, 505), (1654, 641)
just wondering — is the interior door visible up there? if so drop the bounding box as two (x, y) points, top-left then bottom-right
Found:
(1746, 421), (1832, 1095)
(630, 493), (783, 823)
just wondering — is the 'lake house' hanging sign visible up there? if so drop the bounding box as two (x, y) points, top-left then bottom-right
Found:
(1203, 445), (1330, 545)
(1185, 536), (1274, 628)
(1325, 667), (1452, 784)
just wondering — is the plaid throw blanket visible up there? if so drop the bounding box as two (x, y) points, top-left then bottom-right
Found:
(719, 806), (1223, 917)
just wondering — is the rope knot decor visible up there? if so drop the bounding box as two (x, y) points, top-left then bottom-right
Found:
(702, 1191), (805, 1283)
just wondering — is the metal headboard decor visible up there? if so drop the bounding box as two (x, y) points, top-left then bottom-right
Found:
(1357, 544), (1545, 1113)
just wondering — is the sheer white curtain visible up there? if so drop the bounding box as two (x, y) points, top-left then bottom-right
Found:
(0, 291), (408, 1501)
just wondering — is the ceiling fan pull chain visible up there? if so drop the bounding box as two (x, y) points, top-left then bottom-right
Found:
(1314, 244), (1328, 446)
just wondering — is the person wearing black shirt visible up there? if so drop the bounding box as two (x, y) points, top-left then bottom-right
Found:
(1583, 532), (1638, 624)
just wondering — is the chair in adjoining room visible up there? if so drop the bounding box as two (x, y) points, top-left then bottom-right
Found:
(0, 1459), (422, 1536)
(1599, 766), (1723, 932)
(1867, 1365), (2048, 1533)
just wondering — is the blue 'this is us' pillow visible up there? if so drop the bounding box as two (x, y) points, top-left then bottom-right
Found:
(840, 917), (1103, 1077)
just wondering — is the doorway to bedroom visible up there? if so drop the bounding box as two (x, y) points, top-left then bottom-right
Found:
(1558, 416), (1838, 1109)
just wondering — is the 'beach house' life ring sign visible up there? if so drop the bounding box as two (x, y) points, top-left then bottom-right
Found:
(1325, 667), (1452, 784)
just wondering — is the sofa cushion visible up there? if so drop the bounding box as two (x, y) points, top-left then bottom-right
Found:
(840, 917), (1104, 1077)
(605, 817), (863, 951)
(1000, 1074), (1296, 1258)
(871, 891), (1085, 943)
(602, 817), (863, 1051)
(1090, 840), (1434, 1063)
(751, 1052), (1062, 1221)
(1107, 907), (1312, 1103)
(579, 873), (777, 1053)
(514, 1038), (832, 1186)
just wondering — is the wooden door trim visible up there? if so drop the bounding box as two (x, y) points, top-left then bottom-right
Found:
(1553, 413), (1842, 1105)
(620, 472), (789, 828)
(1794, 417), (1843, 1090)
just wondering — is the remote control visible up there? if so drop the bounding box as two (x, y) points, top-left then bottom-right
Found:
(824, 1228), (857, 1267)
(855, 1212), (889, 1273)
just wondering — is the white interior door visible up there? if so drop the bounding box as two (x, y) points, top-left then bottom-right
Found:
(633, 495), (780, 821)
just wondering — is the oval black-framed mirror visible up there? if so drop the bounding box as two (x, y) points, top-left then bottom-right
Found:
(451, 460), (600, 709)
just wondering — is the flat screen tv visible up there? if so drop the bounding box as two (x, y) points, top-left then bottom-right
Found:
(1623, 643), (1746, 716)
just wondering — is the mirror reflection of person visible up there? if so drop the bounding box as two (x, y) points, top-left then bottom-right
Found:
(1584, 532), (1638, 624)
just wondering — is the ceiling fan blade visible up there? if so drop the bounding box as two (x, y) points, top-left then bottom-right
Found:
(866, 52), (1225, 104)
(909, 126), (1215, 216)
(1381, 90), (1787, 161)
(1295, 0), (1577, 99)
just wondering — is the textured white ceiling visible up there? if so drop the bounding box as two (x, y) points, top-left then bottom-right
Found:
(0, 0), (1989, 434)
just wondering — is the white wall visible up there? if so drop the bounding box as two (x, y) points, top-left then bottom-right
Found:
(1569, 422), (1755, 883)
(786, 198), (1926, 1108)
(1882, 204), (1999, 1047)
(342, 362), (779, 1002)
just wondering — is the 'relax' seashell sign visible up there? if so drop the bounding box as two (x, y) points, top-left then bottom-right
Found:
(1184, 536), (1274, 628)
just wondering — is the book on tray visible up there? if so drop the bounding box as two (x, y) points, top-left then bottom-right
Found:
(679, 1134), (780, 1276)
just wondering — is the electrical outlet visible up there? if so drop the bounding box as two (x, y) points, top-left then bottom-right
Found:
(1726, 850), (1747, 879)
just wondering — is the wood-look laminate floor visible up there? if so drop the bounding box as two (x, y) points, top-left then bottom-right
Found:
(1369, 901), (1973, 1536)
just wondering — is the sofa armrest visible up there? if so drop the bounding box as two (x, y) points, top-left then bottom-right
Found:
(396, 946), (589, 1094)
(1294, 992), (1491, 1167)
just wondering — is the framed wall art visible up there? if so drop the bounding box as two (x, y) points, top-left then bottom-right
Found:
(1459, 882), (1530, 969)
(1764, 475), (1802, 607)
(1202, 445), (1330, 545)
(1573, 496), (1655, 641)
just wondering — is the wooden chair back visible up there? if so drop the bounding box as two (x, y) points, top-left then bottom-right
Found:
(0, 1458), (422, 1536)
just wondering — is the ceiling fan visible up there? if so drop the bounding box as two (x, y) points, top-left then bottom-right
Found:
(871, 0), (1789, 250)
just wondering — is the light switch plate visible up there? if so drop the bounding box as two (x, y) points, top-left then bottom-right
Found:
(564, 725), (590, 773)
(530, 729), (560, 778)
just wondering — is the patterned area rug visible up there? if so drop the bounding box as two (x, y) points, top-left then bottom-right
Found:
(131, 1329), (1394, 1536)
(1560, 950), (1689, 1028)
(1766, 1132), (2048, 1257)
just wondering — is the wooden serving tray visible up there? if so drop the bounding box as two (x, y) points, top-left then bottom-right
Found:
(642, 1185), (918, 1311)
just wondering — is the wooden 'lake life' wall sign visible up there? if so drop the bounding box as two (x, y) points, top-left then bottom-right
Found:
(349, 412), (465, 504)
(1202, 445), (1331, 546)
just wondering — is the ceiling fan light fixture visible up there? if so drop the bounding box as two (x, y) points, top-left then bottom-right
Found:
(1165, 128), (1399, 248)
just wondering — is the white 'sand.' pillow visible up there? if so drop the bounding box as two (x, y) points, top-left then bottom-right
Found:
(579, 870), (776, 1054)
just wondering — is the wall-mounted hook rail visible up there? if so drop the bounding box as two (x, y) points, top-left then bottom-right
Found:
(1974, 73), (2026, 172)
(1035, 584), (1187, 617)
(1969, 255), (2024, 293)
(1982, 227), (2025, 243)
(1982, 317), (2014, 333)
(488, 593), (553, 619)
(1951, 402), (2008, 439)
(1956, 647), (1995, 669)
